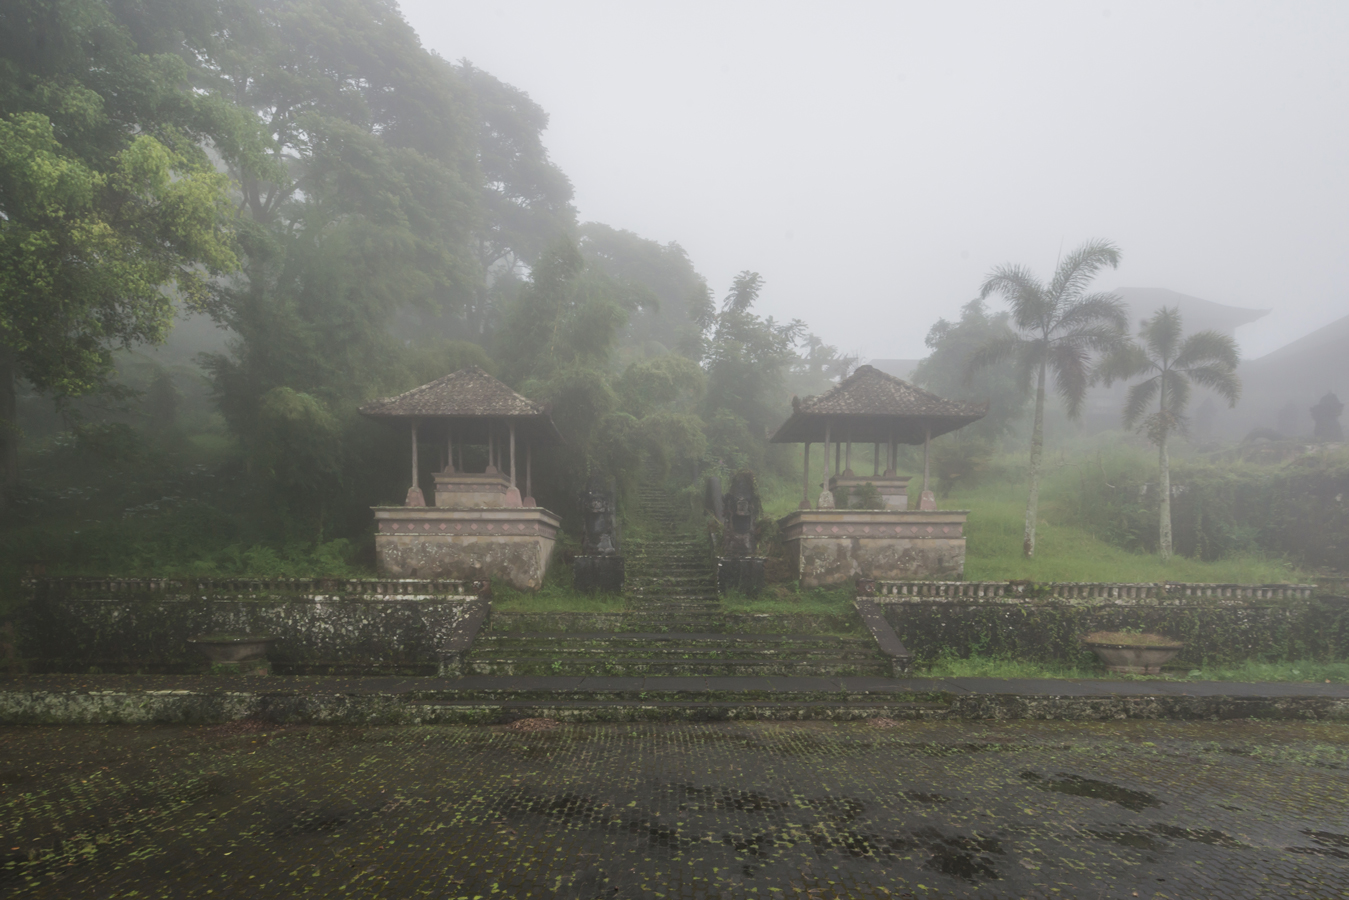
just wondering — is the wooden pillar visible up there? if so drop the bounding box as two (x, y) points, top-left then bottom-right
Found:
(923, 423), (931, 495)
(505, 421), (521, 506)
(445, 429), (453, 473)
(834, 439), (841, 476)
(410, 420), (419, 488)
(486, 425), (494, 474)
(874, 443), (880, 476)
(525, 442), (533, 504)
(844, 434), (852, 475)
(404, 419), (425, 506)
(822, 420), (832, 495)
(801, 442), (811, 508)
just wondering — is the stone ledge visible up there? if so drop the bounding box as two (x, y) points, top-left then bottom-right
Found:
(866, 580), (1320, 602)
(2, 685), (1344, 725)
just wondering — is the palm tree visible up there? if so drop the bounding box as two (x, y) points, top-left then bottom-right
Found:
(969, 239), (1127, 557)
(1099, 307), (1240, 560)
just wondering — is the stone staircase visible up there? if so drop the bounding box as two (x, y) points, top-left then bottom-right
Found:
(462, 478), (890, 677)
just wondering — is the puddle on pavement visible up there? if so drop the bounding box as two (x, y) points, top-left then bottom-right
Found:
(1020, 770), (1161, 811)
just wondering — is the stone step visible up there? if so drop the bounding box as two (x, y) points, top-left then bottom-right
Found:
(464, 659), (891, 677)
(414, 700), (944, 722)
(473, 640), (878, 658)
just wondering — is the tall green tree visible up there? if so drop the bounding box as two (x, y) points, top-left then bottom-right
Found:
(970, 239), (1127, 557)
(701, 271), (803, 468)
(578, 222), (708, 357)
(913, 299), (1029, 439)
(1099, 307), (1240, 560)
(0, 0), (247, 506)
(189, 0), (497, 533)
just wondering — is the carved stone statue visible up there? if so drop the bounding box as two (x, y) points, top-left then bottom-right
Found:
(580, 474), (619, 556)
(721, 470), (761, 557)
(1311, 392), (1344, 442)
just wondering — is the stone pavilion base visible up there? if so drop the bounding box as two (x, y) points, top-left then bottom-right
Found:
(373, 506), (560, 590)
(779, 509), (967, 587)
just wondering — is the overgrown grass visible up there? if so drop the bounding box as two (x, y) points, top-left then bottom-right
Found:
(922, 653), (1102, 679)
(757, 441), (1309, 584)
(921, 652), (1349, 683)
(489, 574), (626, 614)
(954, 477), (1303, 583)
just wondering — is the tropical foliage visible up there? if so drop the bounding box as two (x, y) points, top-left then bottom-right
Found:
(969, 239), (1128, 557)
(1098, 307), (1241, 559)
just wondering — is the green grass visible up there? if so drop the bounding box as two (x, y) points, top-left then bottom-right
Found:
(921, 652), (1349, 683)
(951, 478), (1303, 583)
(758, 443), (1307, 584)
(490, 580), (626, 614)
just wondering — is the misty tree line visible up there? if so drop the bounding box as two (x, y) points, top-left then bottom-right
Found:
(0, 0), (860, 546)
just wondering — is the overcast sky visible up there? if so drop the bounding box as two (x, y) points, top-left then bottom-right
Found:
(400, 0), (1348, 362)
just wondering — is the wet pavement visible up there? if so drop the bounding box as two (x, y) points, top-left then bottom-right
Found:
(3, 719), (1348, 899)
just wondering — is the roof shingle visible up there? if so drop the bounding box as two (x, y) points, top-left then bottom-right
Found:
(359, 367), (544, 418)
(771, 365), (987, 444)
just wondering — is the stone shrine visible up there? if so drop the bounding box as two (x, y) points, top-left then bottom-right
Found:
(361, 367), (564, 590)
(771, 365), (987, 586)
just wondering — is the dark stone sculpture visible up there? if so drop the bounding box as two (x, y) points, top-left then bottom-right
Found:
(721, 470), (761, 558)
(1311, 392), (1344, 442)
(717, 470), (764, 597)
(574, 474), (624, 593)
(580, 475), (619, 556)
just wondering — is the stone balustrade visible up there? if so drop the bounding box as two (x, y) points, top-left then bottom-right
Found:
(23, 576), (487, 600)
(864, 580), (1317, 601)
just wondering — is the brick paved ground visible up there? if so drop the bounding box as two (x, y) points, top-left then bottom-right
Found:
(2, 720), (1347, 899)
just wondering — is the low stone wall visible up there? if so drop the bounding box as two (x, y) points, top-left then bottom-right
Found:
(864, 580), (1347, 666)
(20, 578), (488, 675)
(778, 509), (968, 587)
(373, 506), (560, 590)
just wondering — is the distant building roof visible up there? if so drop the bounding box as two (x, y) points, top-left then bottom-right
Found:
(771, 365), (987, 444)
(360, 367), (563, 443)
(1117, 287), (1268, 335)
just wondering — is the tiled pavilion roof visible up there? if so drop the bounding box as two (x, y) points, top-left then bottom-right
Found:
(771, 365), (987, 444)
(360, 367), (563, 443)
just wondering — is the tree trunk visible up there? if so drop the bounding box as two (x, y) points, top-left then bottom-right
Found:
(1023, 361), (1047, 558)
(1158, 431), (1172, 561)
(0, 347), (17, 511)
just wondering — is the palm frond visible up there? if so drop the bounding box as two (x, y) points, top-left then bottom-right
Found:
(1184, 364), (1242, 406)
(964, 330), (1025, 384)
(1059, 322), (1133, 354)
(1122, 377), (1159, 429)
(1049, 239), (1122, 303)
(1174, 329), (1240, 370)
(1095, 342), (1153, 387)
(1048, 341), (1092, 419)
(1162, 369), (1191, 417)
(1055, 291), (1128, 334)
(1014, 347), (1040, 396)
(979, 265), (1050, 333)
(1139, 307), (1183, 364)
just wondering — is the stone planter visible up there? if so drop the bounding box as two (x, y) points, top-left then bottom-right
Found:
(188, 634), (277, 674)
(1082, 632), (1184, 675)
